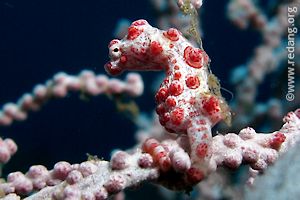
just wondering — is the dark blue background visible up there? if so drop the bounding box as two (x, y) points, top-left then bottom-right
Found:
(0, 0), (261, 175)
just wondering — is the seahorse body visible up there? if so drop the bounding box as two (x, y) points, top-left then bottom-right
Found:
(105, 19), (231, 176)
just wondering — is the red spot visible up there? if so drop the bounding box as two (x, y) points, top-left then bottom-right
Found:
(197, 119), (206, 125)
(104, 62), (122, 76)
(189, 97), (196, 105)
(184, 46), (206, 68)
(196, 143), (208, 158)
(130, 46), (139, 54)
(155, 88), (169, 103)
(169, 43), (174, 48)
(150, 41), (163, 55)
(201, 133), (208, 139)
(190, 134), (196, 143)
(169, 81), (184, 96)
(174, 65), (180, 70)
(163, 28), (180, 41)
(170, 108), (184, 125)
(132, 19), (147, 26)
(174, 71), (182, 80)
(202, 96), (219, 114)
(120, 55), (127, 64)
(189, 111), (196, 117)
(187, 167), (204, 184)
(270, 132), (286, 149)
(127, 26), (143, 40)
(197, 127), (207, 132)
(108, 39), (119, 48)
(186, 76), (200, 89)
(165, 97), (176, 108)
(171, 59), (177, 64)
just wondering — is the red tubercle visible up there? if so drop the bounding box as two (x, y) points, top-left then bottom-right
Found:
(120, 55), (127, 64)
(127, 26), (143, 40)
(162, 77), (170, 85)
(269, 132), (286, 150)
(163, 112), (171, 122)
(108, 39), (119, 48)
(159, 112), (170, 126)
(130, 46), (140, 55)
(184, 46), (205, 68)
(186, 75), (200, 89)
(156, 104), (166, 115)
(155, 87), (169, 103)
(169, 81), (184, 96)
(165, 96), (177, 108)
(104, 62), (123, 76)
(131, 19), (148, 26)
(150, 41), (163, 55)
(163, 28), (180, 41)
(202, 96), (220, 115)
(170, 108), (184, 126)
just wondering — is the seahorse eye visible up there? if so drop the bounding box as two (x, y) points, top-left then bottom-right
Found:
(113, 48), (119, 52)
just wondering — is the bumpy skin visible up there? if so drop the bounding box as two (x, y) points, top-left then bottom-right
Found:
(105, 19), (231, 175)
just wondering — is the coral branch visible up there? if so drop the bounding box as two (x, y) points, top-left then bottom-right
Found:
(0, 152), (159, 200)
(0, 71), (143, 127)
(0, 137), (17, 164)
(0, 109), (298, 199)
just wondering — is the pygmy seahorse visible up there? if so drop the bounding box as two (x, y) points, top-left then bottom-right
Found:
(105, 19), (231, 178)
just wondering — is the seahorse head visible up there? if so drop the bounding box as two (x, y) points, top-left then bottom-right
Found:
(105, 19), (167, 75)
